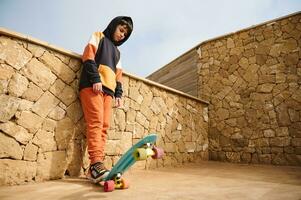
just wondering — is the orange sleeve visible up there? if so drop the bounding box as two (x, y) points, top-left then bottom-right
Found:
(82, 44), (97, 62)
(81, 32), (104, 62)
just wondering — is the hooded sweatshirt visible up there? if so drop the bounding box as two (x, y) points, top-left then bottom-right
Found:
(79, 16), (133, 98)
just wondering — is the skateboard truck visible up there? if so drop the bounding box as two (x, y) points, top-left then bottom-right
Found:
(133, 143), (164, 161)
(113, 173), (124, 189)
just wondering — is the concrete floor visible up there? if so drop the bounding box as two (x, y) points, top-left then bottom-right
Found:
(0, 161), (301, 200)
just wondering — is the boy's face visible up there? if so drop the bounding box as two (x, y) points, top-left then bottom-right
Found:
(113, 25), (128, 42)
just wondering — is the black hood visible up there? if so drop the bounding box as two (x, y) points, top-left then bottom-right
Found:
(103, 16), (133, 46)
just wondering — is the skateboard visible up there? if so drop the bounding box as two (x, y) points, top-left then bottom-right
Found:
(102, 133), (164, 192)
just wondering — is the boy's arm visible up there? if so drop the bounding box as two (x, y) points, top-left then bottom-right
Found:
(114, 60), (123, 98)
(82, 32), (103, 84)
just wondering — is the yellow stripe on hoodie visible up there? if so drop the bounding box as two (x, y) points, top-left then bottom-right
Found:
(98, 64), (117, 91)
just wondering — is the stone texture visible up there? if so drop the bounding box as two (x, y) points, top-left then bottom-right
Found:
(0, 132), (23, 160)
(227, 38), (235, 48)
(292, 138), (301, 147)
(49, 79), (66, 97)
(263, 129), (275, 138)
(198, 13), (301, 166)
(48, 106), (66, 120)
(53, 52), (70, 65)
(58, 85), (77, 106)
(32, 91), (60, 118)
(68, 58), (81, 72)
(66, 101), (83, 123)
(32, 130), (57, 152)
(118, 132), (132, 154)
(65, 141), (82, 176)
(257, 83), (274, 93)
(150, 97), (167, 115)
(276, 104), (291, 126)
(0, 159), (36, 185)
(18, 99), (34, 111)
(22, 82), (43, 102)
(21, 59), (57, 91)
(276, 127), (289, 137)
(114, 109), (126, 131)
(0, 64), (15, 80)
(55, 117), (74, 150)
(165, 143), (176, 153)
(8, 73), (29, 97)
(136, 112), (147, 127)
(42, 118), (57, 132)
(0, 95), (20, 122)
(104, 140), (119, 155)
(0, 80), (8, 95)
(185, 142), (197, 153)
(133, 123), (145, 139)
(270, 137), (290, 147)
(16, 111), (44, 133)
(40, 51), (75, 84)
(36, 151), (67, 181)
(0, 37), (32, 70)
(216, 108), (229, 121)
(27, 43), (45, 57)
(0, 121), (32, 144)
(23, 142), (38, 161)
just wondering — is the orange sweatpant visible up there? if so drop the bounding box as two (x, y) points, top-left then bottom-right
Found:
(79, 87), (112, 165)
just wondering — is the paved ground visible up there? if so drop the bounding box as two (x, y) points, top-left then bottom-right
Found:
(0, 161), (301, 200)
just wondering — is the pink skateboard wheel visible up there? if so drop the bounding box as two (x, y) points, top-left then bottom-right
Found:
(104, 180), (115, 192)
(152, 147), (164, 159)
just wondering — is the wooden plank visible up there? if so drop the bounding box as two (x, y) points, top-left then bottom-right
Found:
(160, 68), (197, 85)
(158, 63), (197, 83)
(147, 49), (199, 97)
(147, 50), (198, 79)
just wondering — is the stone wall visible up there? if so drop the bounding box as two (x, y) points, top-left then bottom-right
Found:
(0, 29), (209, 185)
(198, 13), (301, 165)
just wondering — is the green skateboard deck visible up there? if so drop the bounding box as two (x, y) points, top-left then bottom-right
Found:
(104, 133), (157, 181)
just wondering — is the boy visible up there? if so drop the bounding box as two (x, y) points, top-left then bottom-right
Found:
(79, 16), (133, 182)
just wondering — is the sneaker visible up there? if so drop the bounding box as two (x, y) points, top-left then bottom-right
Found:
(87, 162), (110, 183)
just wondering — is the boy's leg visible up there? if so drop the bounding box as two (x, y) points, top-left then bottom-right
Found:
(79, 87), (105, 164)
(101, 93), (113, 150)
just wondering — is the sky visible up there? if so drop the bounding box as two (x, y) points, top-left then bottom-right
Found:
(0, 0), (301, 78)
